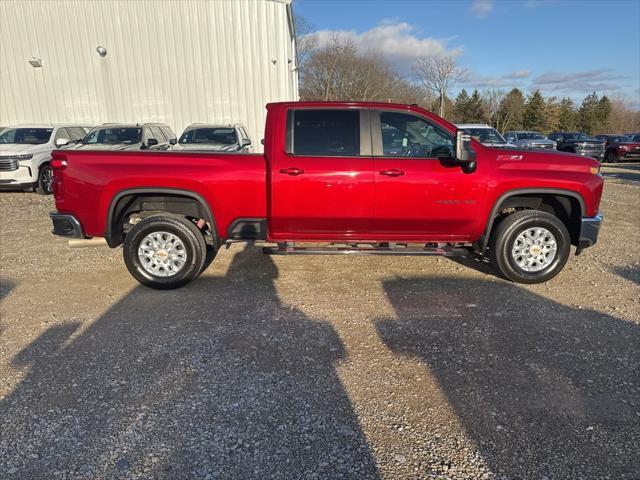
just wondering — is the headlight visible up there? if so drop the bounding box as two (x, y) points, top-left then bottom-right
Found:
(17, 154), (33, 160)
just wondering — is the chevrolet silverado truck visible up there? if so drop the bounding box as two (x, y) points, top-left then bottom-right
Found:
(49, 102), (604, 289)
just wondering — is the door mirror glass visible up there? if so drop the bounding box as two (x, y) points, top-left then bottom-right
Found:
(169, 138), (177, 145)
(241, 138), (251, 147)
(146, 138), (159, 148)
(55, 137), (70, 147)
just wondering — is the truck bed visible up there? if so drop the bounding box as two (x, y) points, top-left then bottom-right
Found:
(53, 150), (267, 240)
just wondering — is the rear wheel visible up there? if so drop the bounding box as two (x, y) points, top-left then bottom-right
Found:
(123, 215), (208, 289)
(489, 210), (571, 284)
(35, 164), (53, 195)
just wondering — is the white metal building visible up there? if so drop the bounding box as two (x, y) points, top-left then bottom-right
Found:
(0, 0), (298, 150)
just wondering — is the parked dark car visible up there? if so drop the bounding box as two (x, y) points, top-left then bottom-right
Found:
(547, 132), (605, 161)
(70, 123), (177, 151)
(594, 134), (640, 163)
(503, 130), (556, 150)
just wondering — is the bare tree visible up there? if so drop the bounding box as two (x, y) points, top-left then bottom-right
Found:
(293, 14), (317, 78)
(299, 37), (430, 104)
(413, 55), (467, 118)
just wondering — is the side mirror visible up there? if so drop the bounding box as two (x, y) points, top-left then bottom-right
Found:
(241, 138), (251, 147)
(55, 138), (70, 147)
(455, 130), (477, 173)
(169, 138), (177, 145)
(146, 138), (159, 148)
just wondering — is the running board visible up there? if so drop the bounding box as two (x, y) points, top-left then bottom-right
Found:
(263, 243), (469, 256)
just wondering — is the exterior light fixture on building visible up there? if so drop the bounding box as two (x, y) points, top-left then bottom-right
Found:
(96, 46), (107, 57)
(28, 56), (42, 68)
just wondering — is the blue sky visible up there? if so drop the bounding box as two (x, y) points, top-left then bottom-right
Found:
(293, 0), (640, 105)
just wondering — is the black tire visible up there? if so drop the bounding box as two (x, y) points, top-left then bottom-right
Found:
(123, 215), (208, 289)
(489, 210), (571, 284)
(604, 151), (617, 164)
(35, 163), (53, 195)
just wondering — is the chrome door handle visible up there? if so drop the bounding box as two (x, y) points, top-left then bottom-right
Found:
(279, 167), (305, 176)
(379, 169), (405, 177)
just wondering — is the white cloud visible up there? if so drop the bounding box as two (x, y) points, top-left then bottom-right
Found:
(470, 0), (494, 18)
(506, 70), (531, 79)
(309, 21), (463, 74)
(532, 69), (626, 92)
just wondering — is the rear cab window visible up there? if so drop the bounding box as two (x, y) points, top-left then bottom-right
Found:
(287, 109), (361, 156)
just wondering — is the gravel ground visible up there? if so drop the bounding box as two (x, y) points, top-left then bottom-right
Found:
(1, 164), (639, 480)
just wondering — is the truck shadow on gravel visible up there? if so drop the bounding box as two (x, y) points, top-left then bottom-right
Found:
(375, 276), (640, 479)
(0, 247), (379, 480)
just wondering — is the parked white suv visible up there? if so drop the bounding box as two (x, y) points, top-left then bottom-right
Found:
(0, 124), (90, 194)
(173, 123), (253, 152)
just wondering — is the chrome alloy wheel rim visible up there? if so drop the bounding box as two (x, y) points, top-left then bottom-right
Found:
(42, 167), (53, 192)
(138, 231), (187, 277)
(511, 227), (557, 272)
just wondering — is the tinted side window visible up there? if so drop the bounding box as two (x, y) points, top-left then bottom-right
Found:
(290, 109), (360, 156)
(161, 126), (175, 141)
(379, 112), (453, 158)
(150, 126), (166, 142)
(54, 128), (69, 141)
(67, 127), (85, 141)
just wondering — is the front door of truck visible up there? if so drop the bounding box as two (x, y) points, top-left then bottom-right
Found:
(372, 110), (486, 240)
(269, 108), (375, 240)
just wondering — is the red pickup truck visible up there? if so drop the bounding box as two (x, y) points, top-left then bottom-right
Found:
(49, 102), (603, 289)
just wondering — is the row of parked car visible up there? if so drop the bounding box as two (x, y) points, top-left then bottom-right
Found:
(458, 123), (640, 164)
(0, 122), (253, 194)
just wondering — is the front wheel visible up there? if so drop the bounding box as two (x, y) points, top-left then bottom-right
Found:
(489, 210), (571, 284)
(123, 215), (208, 289)
(35, 164), (53, 195)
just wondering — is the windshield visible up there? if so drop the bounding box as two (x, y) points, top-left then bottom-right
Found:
(464, 128), (506, 144)
(179, 127), (237, 145)
(82, 127), (142, 144)
(565, 132), (591, 141)
(519, 132), (546, 140)
(0, 128), (53, 145)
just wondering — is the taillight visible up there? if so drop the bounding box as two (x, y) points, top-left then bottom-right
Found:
(51, 152), (67, 199)
(51, 152), (68, 170)
(51, 159), (67, 169)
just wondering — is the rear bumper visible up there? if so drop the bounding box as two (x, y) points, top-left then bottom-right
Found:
(49, 211), (85, 238)
(576, 214), (602, 254)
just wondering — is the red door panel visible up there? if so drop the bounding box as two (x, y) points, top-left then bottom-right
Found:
(269, 155), (375, 239)
(372, 110), (486, 240)
(269, 108), (375, 240)
(374, 157), (486, 239)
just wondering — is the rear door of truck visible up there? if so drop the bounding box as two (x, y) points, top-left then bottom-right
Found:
(268, 107), (375, 240)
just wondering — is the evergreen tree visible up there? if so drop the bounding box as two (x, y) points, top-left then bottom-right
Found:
(453, 89), (470, 123)
(596, 96), (612, 133)
(466, 89), (486, 123)
(523, 90), (546, 131)
(496, 88), (525, 132)
(577, 92), (600, 135)
(558, 98), (576, 131)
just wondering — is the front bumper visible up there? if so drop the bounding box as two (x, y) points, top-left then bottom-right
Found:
(49, 212), (85, 238)
(576, 150), (605, 161)
(0, 180), (37, 191)
(576, 214), (602, 254)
